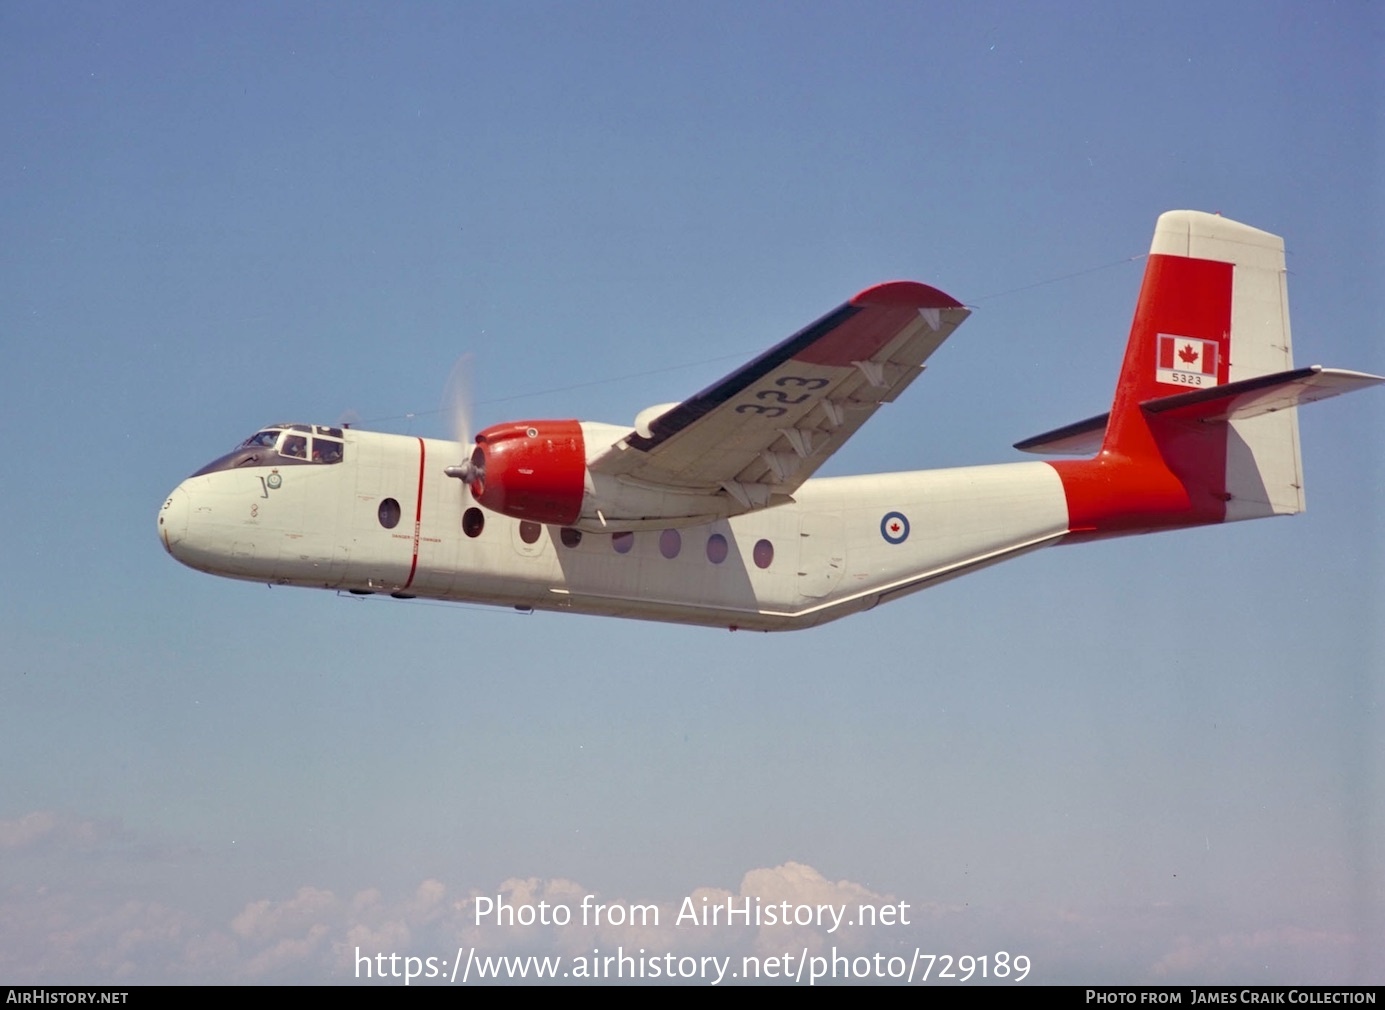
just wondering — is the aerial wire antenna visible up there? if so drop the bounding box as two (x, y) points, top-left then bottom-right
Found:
(358, 252), (1147, 429)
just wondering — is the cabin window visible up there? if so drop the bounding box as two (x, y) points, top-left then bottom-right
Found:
(462, 507), (485, 538)
(753, 539), (774, 569)
(519, 521), (542, 544)
(560, 527), (582, 548)
(378, 498), (401, 529)
(659, 529), (681, 559)
(612, 531), (634, 554)
(706, 533), (728, 564)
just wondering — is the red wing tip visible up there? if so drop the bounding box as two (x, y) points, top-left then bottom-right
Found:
(850, 281), (963, 310)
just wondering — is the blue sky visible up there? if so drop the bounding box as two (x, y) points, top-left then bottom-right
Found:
(2, 1), (1381, 985)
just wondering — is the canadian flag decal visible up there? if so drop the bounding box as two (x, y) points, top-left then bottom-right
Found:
(1156, 333), (1220, 388)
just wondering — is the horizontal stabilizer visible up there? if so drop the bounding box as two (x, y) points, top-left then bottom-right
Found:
(1141, 365), (1383, 422)
(1017, 366), (1382, 455)
(1013, 413), (1108, 455)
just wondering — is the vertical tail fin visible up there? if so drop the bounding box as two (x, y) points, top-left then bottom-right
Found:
(1109, 211), (1303, 519)
(1051, 211), (1304, 534)
(1020, 211), (1379, 537)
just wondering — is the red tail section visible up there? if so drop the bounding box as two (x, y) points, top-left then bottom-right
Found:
(1048, 211), (1298, 537)
(1103, 253), (1233, 454)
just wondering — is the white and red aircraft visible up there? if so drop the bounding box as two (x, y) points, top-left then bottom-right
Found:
(159, 211), (1380, 630)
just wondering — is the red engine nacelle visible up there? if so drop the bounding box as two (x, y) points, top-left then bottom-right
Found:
(469, 420), (587, 526)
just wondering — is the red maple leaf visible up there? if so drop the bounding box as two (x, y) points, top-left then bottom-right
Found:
(1178, 343), (1200, 364)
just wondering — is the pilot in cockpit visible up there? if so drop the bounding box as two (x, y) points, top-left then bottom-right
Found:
(242, 430), (279, 449)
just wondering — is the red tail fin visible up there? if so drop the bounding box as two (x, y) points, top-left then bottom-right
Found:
(1049, 211), (1298, 536)
(1103, 251), (1233, 457)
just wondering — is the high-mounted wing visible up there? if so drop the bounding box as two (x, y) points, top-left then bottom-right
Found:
(588, 282), (969, 509)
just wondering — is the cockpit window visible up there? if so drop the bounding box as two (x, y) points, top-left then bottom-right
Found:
(196, 424), (346, 477)
(312, 438), (343, 463)
(252, 428), (346, 464)
(240, 427), (350, 465)
(240, 430), (280, 449)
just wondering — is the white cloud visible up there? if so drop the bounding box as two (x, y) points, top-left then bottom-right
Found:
(1, 820), (1374, 986)
(231, 886), (338, 943)
(2, 857), (947, 983)
(0, 810), (118, 852)
(1150, 926), (1360, 983)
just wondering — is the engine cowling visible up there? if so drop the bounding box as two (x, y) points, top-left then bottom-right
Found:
(469, 420), (586, 525)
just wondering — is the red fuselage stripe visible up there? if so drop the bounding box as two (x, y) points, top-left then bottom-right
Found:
(404, 437), (425, 589)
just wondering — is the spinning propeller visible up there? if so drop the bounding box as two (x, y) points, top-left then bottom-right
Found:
(436, 354), (590, 527)
(442, 355), (485, 491)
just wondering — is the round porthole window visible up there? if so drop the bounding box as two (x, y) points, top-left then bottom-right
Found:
(753, 539), (774, 569)
(561, 527), (582, 548)
(659, 528), (681, 559)
(612, 531), (634, 554)
(462, 507), (485, 538)
(706, 533), (728, 564)
(378, 498), (401, 529)
(519, 521), (542, 544)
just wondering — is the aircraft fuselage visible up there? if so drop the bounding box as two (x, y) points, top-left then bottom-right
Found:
(159, 426), (1069, 631)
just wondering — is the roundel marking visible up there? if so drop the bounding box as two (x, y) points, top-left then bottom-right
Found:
(881, 511), (910, 544)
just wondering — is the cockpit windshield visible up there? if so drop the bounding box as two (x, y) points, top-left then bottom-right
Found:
(237, 424), (346, 464)
(192, 423), (347, 477)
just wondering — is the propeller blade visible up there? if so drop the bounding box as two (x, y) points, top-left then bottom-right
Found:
(443, 354), (481, 485)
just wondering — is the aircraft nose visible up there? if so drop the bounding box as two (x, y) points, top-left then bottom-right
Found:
(157, 486), (189, 554)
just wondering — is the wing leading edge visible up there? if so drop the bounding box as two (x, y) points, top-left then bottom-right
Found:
(589, 282), (969, 510)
